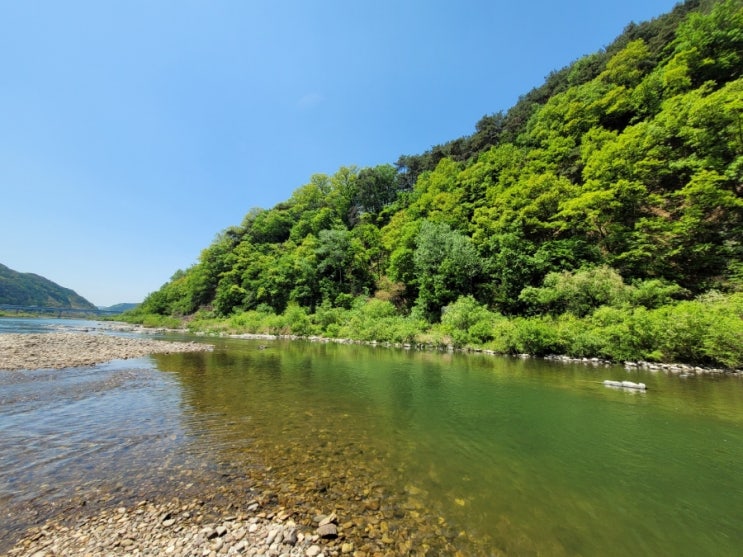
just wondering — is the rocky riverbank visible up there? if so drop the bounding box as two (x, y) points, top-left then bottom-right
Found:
(0, 333), (213, 371)
(6, 497), (351, 557)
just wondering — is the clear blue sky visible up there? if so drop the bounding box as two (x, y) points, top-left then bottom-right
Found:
(1, 0), (680, 306)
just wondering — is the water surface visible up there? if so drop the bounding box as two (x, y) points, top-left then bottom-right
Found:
(2, 319), (742, 555)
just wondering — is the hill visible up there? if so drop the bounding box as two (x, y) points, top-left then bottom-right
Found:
(0, 263), (96, 310)
(99, 303), (139, 313)
(130, 0), (742, 368)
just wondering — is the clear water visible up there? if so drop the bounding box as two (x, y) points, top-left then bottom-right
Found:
(2, 319), (743, 555)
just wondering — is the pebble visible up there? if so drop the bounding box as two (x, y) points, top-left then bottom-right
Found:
(0, 333), (213, 371)
(5, 499), (336, 557)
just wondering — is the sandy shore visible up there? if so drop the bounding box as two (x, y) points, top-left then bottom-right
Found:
(0, 332), (213, 371)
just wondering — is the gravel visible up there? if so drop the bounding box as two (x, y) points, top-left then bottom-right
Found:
(5, 497), (347, 557)
(0, 333), (213, 371)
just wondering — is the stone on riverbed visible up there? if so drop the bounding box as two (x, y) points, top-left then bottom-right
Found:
(6, 499), (333, 557)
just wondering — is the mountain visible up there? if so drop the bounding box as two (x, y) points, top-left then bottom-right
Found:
(99, 303), (139, 313)
(0, 263), (97, 309)
(136, 0), (742, 325)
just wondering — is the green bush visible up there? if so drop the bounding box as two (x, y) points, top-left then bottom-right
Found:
(140, 314), (182, 329)
(519, 266), (629, 317)
(628, 279), (689, 308)
(312, 302), (349, 333)
(228, 311), (263, 333)
(511, 317), (564, 356)
(656, 301), (712, 364)
(283, 304), (315, 336)
(488, 319), (518, 354)
(555, 313), (606, 358)
(441, 295), (501, 347)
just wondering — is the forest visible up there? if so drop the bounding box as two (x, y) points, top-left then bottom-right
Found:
(128, 0), (743, 369)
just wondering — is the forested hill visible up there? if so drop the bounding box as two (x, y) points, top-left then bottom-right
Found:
(0, 263), (96, 309)
(134, 0), (742, 366)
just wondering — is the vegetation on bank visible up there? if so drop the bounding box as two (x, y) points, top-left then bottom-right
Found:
(126, 0), (743, 369)
(122, 270), (743, 369)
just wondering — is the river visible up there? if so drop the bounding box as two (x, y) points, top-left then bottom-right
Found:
(1, 318), (742, 555)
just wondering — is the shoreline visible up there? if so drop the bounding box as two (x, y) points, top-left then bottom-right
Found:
(204, 331), (741, 377)
(2, 316), (738, 376)
(6, 493), (349, 557)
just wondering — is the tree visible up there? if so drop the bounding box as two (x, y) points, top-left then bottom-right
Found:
(354, 164), (400, 219)
(413, 220), (482, 321)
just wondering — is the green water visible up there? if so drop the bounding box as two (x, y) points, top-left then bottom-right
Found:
(154, 338), (743, 556)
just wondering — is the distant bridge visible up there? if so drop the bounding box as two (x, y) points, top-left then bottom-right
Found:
(0, 304), (124, 317)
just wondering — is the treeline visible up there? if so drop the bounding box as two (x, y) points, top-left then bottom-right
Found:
(130, 0), (743, 368)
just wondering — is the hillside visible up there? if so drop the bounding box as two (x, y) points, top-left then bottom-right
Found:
(100, 303), (139, 313)
(131, 0), (742, 368)
(0, 263), (96, 309)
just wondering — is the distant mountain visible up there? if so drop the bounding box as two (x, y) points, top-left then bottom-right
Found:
(0, 263), (96, 309)
(99, 303), (139, 313)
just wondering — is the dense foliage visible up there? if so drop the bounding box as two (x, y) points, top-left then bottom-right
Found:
(130, 0), (743, 368)
(0, 263), (96, 309)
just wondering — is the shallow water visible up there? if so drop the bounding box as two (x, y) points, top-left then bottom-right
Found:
(2, 319), (743, 555)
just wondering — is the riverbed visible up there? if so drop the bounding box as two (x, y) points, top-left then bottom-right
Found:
(2, 318), (743, 555)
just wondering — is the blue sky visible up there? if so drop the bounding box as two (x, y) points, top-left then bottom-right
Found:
(1, 0), (680, 306)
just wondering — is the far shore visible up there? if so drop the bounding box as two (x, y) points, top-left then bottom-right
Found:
(203, 330), (741, 377)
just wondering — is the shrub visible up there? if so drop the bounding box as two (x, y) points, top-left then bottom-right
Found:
(628, 279), (689, 308)
(511, 317), (564, 356)
(282, 304), (315, 336)
(555, 313), (606, 358)
(312, 301), (348, 333)
(488, 319), (518, 354)
(441, 295), (500, 347)
(519, 266), (628, 317)
(140, 314), (182, 329)
(657, 301), (713, 364)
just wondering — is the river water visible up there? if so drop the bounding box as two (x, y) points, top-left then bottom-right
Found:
(1, 318), (742, 555)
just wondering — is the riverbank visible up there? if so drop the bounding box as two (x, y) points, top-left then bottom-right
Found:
(0, 332), (213, 371)
(6, 495), (350, 557)
(196, 331), (740, 377)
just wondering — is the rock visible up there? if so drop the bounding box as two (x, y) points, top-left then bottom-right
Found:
(203, 527), (218, 540)
(283, 527), (299, 545)
(306, 545), (323, 557)
(319, 512), (337, 526)
(266, 527), (281, 545)
(317, 523), (338, 539)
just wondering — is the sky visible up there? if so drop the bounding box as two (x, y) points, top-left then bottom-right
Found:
(1, 0), (681, 307)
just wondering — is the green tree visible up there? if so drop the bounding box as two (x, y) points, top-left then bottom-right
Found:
(413, 220), (482, 321)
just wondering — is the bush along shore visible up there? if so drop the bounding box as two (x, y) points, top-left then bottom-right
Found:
(122, 285), (743, 375)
